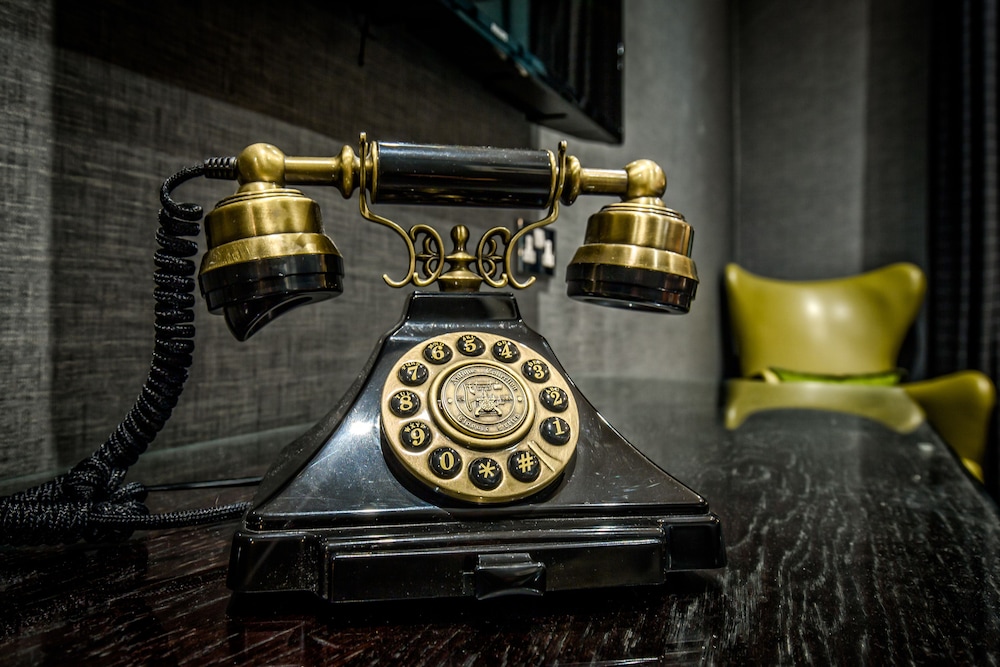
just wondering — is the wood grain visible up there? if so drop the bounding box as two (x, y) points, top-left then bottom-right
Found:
(2, 381), (998, 665)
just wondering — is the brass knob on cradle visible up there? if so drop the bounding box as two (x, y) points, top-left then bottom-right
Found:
(437, 225), (484, 293)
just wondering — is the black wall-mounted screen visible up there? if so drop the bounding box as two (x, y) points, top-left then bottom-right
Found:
(375, 0), (624, 144)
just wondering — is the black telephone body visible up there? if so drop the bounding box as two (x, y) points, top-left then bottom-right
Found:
(192, 135), (724, 603)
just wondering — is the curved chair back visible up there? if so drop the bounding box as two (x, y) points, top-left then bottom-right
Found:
(724, 263), (926, 379)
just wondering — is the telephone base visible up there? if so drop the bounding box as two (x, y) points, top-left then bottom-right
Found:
(227, 293), (725, 604)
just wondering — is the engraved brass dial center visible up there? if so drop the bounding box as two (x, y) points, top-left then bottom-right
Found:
(432, 361), (533, 447)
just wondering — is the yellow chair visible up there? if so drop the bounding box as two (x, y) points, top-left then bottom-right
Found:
(724, 262), (996, 481)
(902, 371), (996, 481)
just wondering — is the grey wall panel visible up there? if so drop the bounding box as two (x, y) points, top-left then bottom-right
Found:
(731, 0), (929, 374)
(534, 0), (734, 383)
(734, 0), (929, 281)
(735, 0), (869, 279)
(0, 2), (56, 477)
(1, 0), (534, 477)
(862, 0), (929, 272)
(0, 0), (932, 483)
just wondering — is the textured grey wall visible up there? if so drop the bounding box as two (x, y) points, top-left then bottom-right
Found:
(535, 0), (734, 383)
(0, 0), (930, 483)
(0, 2), (56, 477)
(862, 0), (929, 272)
(734, 0), (869, 279)
(734, 0), (929, 280)
(0, 0), (740, 483)
(1, 0), (536, 478)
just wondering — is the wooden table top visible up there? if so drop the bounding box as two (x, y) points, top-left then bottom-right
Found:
(2, 379), (998, 665)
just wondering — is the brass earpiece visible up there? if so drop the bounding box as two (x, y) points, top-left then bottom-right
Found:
(564, 159), (698, 313)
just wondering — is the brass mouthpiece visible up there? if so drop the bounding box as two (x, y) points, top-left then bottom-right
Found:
(199, 185), (344, 341)
(566, 195), (698, 314)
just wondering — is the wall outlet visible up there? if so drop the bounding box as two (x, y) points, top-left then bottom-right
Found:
(516, 220), (556, 277)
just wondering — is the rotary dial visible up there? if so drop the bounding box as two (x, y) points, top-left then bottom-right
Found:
(381, 331), (579, 503)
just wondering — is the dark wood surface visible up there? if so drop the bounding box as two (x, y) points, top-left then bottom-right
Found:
(2, 380), (999, 665)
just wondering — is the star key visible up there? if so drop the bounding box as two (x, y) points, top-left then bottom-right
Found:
(469, 457), (503, 490)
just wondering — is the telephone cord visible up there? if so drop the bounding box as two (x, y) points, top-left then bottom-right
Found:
(0, 161), (252, 546)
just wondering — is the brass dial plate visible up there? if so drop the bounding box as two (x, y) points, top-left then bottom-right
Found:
(381, 331), (579, 504)
(430, 359), (535, 447)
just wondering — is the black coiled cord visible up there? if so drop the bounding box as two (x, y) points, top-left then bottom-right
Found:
(0, 160), (251, 546)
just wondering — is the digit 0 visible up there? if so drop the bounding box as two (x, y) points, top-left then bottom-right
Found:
(439, 450), (455, 470)
(428, 447), (462, 479)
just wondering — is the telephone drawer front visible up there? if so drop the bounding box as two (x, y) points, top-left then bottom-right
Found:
(328, 533), (662, 602)
(227, 514), (725, 604)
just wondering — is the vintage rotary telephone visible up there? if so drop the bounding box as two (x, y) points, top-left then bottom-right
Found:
(0, 133), (724, 603)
